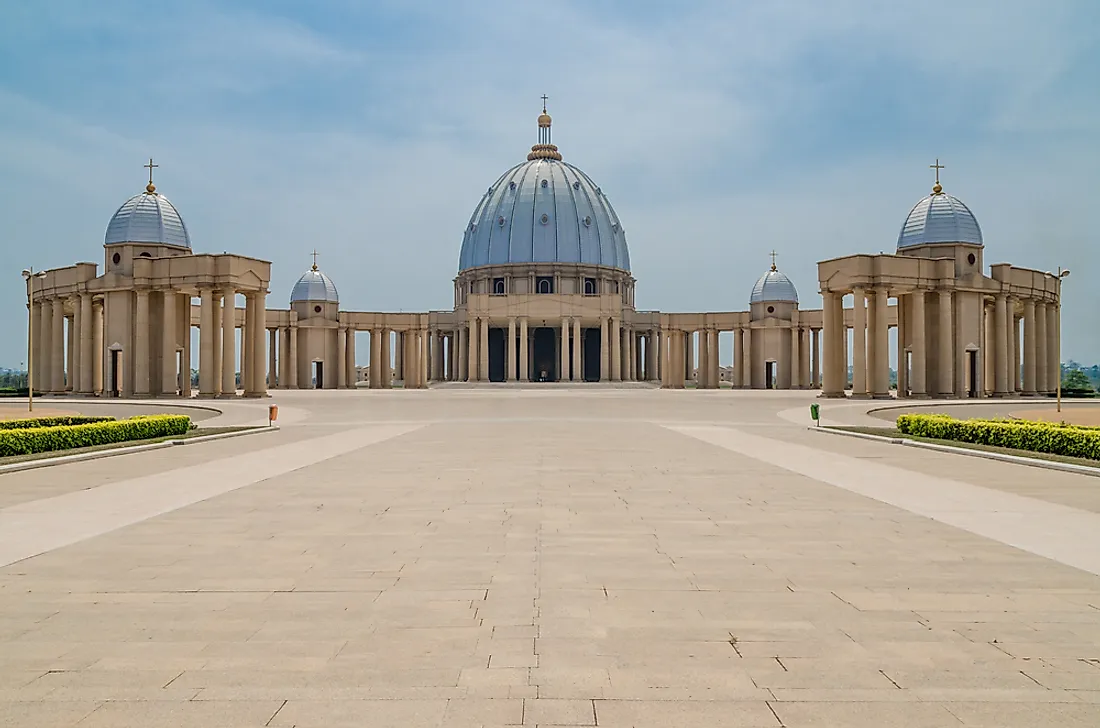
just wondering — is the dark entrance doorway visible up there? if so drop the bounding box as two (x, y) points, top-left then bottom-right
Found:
(109, 350), (121, 397)
(582, 328), (601, 382)
(488, 328), (506, 382)
(532, 327), (557, 382)
(313, 361), (324, 389)
(967, 350), (978, 398)
(765, 361), (776, 389)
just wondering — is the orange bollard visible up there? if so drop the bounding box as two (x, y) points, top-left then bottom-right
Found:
(268, 404), (279, 426)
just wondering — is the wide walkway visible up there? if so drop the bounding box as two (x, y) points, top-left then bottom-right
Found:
(1, 389), (1099, 727)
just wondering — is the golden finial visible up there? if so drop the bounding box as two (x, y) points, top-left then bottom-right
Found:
(144, 158), (159, 194)
(538, 94), (552, 128)
(310, 249), (320, 271)
(769, 250), (778, 272)
(530, 95), (561, 160)
(929, 158), (945, 195)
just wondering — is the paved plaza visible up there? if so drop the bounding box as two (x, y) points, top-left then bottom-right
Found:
(2, 388), (1100, 727)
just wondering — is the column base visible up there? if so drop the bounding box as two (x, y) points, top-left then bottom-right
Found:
(991, 391), (1013, 398)
(217, 392), (240, 399)
(907, 393), (931, 399)
(195, 393), (219, 399)
(242, 391), (270, 398)
(819, 391), (846, 399)
(849, 393), (872, 400)
(871, 392), (894, 399)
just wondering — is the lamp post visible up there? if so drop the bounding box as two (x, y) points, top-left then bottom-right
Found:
(1055, 267), (1070, 414)
(20, 268), (46, 413)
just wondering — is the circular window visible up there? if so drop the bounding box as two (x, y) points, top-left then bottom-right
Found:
(573, 181), (581, 190)
(967, 253), (976, 265)
(112, 252), (121, 265)
(584, 216), (592, 227)
(541, 179), (548, 188)
(509, 181), (516, 190)
(540, 213), (549, 225)
(498, 216), (506, 227)
(767, 305), (775, 314)
(314, 305), (322, 313)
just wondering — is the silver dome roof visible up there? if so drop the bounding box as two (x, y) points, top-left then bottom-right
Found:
(898, 190), (983, 249)
(291, 267), (339, 303)
(457, 109), (630, 272)
(751, 268), (798, 304)
(105, 188), (191, 248)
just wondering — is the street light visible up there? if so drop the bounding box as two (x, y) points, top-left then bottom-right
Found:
(20, 268), (47, 413)
(1055, 267), (1070, 413)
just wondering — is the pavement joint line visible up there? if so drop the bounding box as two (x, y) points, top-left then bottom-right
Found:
(813, 425), (1100, 479)
(0, 425), (279, 475)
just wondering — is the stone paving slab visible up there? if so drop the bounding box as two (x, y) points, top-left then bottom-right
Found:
(1, 391), (1100, 726)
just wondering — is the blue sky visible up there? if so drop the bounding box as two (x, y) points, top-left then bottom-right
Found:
(1, 0), (1098, 367)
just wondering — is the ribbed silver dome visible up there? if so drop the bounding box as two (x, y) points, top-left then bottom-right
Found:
(751, 268), (798, 304)
(458, 109), (630, 273)
(290, 267), (339, 303)
(898, 191), (983, 249)
(105, 189), (191, 248)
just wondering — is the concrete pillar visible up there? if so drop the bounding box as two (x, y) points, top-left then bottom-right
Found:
(611, 317), (622, 382)
(573, 319), (583, 381)
(697, 329), (709, 388)
(241, 300), (252, 395)
(910, 291), (927, 397)
(78, 294), (93, 394)
(160, 289), (177, 396)
(561, 317), (570, 383)
(789, 324), (800, 389)
(133, 290), (151, 396)
(38, 299), (51, 393)
(93, 301), (104, 394)
(872, 289), (889, 398)
(479, 317), (489, 382)
(457, 325), (468, 382)
(994, 293), (1009, 396)
(288, 326), (298, 389)
(394, 332), (404, 381)
(70, 300), (81, 393)
(245, 293), (267, 396)
(600, 317), (609, 382)
(210, 294), (221, 394)
(466, 319), (478, 382)
(337, 326), (347, 389)
(506, 317), (516, 381)
(938, 291), (954, 397)
(347, 328), (357, 388)
(851, 288), (867, 397)
(49, 298), (64, 393)
(822, 293), (845, 397)
(369, 328), (381, 387)
(198, 288), (215, 396)
(220, 291), (236, 396)
(683, 332), (693, 387)
(419, 329), (429, 388)
(1035, 303), (1048, 393)
(519, 318), (529, 382)
(1047, 302), (1059, 394)
(270, 328), (278, 390)
(432, 331), (443, 382)
(1012, 313), (1021, 394)
(743, 327), (752, 388)
(1023, 299), (1037, 395)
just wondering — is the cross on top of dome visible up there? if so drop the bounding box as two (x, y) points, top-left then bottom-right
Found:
(529, 95), (562, 161)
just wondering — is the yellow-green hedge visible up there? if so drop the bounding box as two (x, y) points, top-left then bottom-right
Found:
(0, 415), (114, 431)
(896, 413), (1100, 460)
(0, 415), (192, 457)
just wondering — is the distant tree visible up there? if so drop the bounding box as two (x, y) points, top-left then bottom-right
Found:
(1062, 368), (1094, 394)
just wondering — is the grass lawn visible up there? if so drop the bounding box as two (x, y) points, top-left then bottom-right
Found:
(0, 426), (263, 466)
(831, 425), (1100, 471)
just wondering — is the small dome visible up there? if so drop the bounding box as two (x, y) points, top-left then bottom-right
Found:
(291, 267), (339, 303)
(751, 268), (798, 304)
(897, 190), (983, 249)
(105, 189), (191, 248)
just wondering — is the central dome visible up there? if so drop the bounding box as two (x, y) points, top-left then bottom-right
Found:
(457, 108), (630, 272)
(105, 184), (191, 248)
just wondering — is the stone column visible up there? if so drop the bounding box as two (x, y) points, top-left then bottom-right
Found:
(507, 317), (516, 382)
(573, 319), (583, 381)
(78, 293), (94, 394)
(288, 325), (298, 389)
(48, 298), (64, 394)
(133, 290), (151, 396)
(1035, 303), (1048, 393)
(1047, 302), (1059, 394)
(38, 299), (52, 393)
(245, 293), (267, 396)
(241, 297), (252, 394)
(480, 317), (490, 382)
(1012, 313), (1021, 394)
(561, 317), (570, 382)
(910, 291), (927, 397)
(420, 329), (429, 388)
(519, 318), (529, 382)
(789, 324), (800, 389)
(466, 320), (478, 382)
(994, 293), (1009, 396)
(1023, 299), (1037, 395)
(210, 294), (221, 394)
(433, 331), (443, 382)
(697, 329), (709, 388)
(983, 303), (994, 395)
(69, 299), (80, 393)
(337, 326), (347, 389)
(93, 301), (104, 394)
(938, 291), (954, 397)
(743, 326), (752, 388)
(347, 328), (357, 388)
(457, 325), (468, 382)
(683, 332), (694, 387)
(611, 317), (622, 382)
(277, 327), (288, 389)
(822, 293), (844, 396)
(215, 290), (233, 396)
(872, 289), (889, 398)
(269, 328), (278, 390)
(160, 289), (177, 396)
(198, 288), (214, 396)
(851, 288), (867, 397)
(369, 328), (381, 388)
(599, 317), (610, 382)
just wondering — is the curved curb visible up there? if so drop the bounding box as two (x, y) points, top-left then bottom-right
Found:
(0, 426), (278, 475)
(814, 426), (1100, 479)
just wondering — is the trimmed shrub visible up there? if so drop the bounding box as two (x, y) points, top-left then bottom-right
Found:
(0, 416), (114, 431)
(0, 415), (192, 457)
(896, 413), (1100, 460)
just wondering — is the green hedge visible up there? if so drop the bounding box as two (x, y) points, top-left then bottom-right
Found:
(0, 415), (192, 457)
(896, 413), (1100, 460)
(0, 415), (114, 431)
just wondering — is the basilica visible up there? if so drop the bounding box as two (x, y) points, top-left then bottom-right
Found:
(25, 105), (1065, 399)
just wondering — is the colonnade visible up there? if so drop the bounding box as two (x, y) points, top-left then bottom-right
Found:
(30, 293), (104, 395)
(195, 288), (268, 398)
(822, 287), (1060, 399)
(660, 325), (821, 390)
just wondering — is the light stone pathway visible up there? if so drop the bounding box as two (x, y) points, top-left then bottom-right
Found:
(1, 390), (1099, 727)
